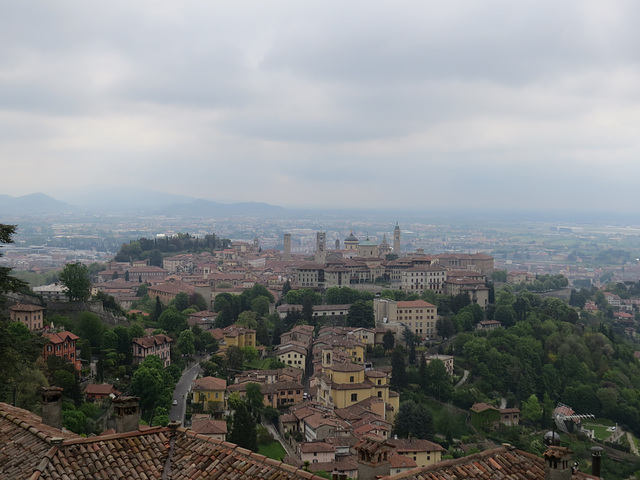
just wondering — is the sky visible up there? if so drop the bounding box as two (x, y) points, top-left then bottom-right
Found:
(2, 1), (640, 213)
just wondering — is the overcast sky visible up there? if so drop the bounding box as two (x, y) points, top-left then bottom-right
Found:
(2, 1), (640, 213)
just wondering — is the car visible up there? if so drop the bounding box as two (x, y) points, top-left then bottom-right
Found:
(172, 399), (178, 406)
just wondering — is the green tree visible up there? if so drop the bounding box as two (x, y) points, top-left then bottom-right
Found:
(237, 311), (259, 329)
(177, 330), (195, 356)
(173, 292), (190, 312)
(245, 382), (264, 419)
(383, 330), (395, 351)
(393, 400), (434, 440)
(346, 300), (375, 328)
(436, 317), (455, 339)
(76, 312), (105, 347)
(390, 347), (407, 390)
(0, 225), (27, 307)
(158, 307), (187, 334)
(227, 397), (258, 451)
(521, 394), (543, 424)
(59, 263), (91, 302)
(251, 296), (270, 317)
(130, 356), (167, 416)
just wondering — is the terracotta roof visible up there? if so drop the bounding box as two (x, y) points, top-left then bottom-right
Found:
(0, 402), (80, 480)
(330, 363), (364, 372)
(0, 401), (329, 480)
(389, 453), (417, 469)
(193, 376), (227, 391)
(386, 438), (446, 453)
(9, 303), (45, 312)
(84, 384), (120, 396)
(307, 457), (358, 474)
(190, 418), (228, 435)
(299, 442), (336, 453)
(42, 330), (79, 344)
(132, 334), (173, 349)
(396, 300), (436, 308)
(380, 445), (597, 480)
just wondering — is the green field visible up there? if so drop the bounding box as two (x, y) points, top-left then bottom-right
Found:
(582, 418), (616, 441)
(257, 441), (287, 461)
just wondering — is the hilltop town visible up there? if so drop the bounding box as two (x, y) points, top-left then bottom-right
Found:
(3, 222), (640, 479)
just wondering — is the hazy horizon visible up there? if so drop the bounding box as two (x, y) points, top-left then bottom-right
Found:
(2, 2), (640, 213)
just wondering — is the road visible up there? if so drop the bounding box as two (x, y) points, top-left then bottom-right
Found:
(455, 369), (469, 389)
(169, 358), (205, 425)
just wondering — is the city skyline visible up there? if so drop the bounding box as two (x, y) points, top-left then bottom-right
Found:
(2, 1), (640, 213)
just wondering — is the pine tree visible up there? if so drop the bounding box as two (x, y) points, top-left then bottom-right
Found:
(228, 400), (257, 451)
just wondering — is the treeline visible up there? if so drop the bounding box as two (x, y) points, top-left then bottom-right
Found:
(114, 233), (232, 264)
(450, 288), (640, 436)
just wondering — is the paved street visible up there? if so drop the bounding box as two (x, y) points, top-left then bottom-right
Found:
(169, 357), (206, 425)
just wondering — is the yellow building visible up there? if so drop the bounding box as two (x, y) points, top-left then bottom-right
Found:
(317, 361), (396, 416)
(219, 324), (256, 351)
(276, 344), (307, 374)
(192, 376), (227, 411)
(386, 438), (446, 468)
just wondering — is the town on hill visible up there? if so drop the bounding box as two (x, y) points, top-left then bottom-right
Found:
(3, 221), (640, 479)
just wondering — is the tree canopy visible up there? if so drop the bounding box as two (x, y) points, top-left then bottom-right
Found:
(59, 262), (91, 302)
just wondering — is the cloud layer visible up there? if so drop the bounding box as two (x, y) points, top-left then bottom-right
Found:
(2, 0), (640, 212)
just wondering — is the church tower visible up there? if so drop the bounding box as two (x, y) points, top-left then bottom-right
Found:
(393, 223), (401, 255)
(283, 233), (292, 260)
(315, 231), (326, 264)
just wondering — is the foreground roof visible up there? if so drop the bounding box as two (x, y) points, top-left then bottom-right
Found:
(380, 445), (597, 480)
(0, 402), (326, 480)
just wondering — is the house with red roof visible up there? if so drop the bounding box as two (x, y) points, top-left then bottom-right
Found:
(131, 334), (173, 368)
(42, 331), (81, 371)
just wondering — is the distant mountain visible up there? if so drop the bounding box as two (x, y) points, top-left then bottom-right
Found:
(157, 199), (286, 217)
(0, 193), (76, 216)
(1, 190), (286, 218)
(56, 187), (196, 212)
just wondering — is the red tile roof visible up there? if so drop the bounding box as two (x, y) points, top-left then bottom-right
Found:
(380, 445), (597, 480)
(193, 376), (227, 391)
(42, 330), (79, 344)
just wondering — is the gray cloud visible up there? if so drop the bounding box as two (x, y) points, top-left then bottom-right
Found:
(1, 0), (640, 212)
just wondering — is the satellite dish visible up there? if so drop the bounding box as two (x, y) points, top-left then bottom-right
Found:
(543, 431), (561, 446)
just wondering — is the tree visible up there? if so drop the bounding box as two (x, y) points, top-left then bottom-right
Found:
(390, 347), (407, 390)
(59, 263), (91, 302)
(346, 300), (375, 328)
(393, 400), (434, 440)
(0, 225), (27, 307)
(251, 296), (270, 317)
(177, 330), (195, 357)
(76, 312), (105, 347)
(521, 394), (543, 424)
(227, 397), (258, 451)
(245, 382), (264, 419)
(436, 317), (455, 339)
(158, 307), (187, 334)
(237, 311), (258, 329)
(173, 292), (190, 312)
(383, 330), (395, 351)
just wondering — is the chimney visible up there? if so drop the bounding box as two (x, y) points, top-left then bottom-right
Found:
(591, 446), (604, 478)
(41, 387), (64, 429)
(113, 396), (141, 433)
(543, 446), (574, 480)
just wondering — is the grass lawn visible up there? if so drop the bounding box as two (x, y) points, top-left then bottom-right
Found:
(582, 418), (617, 441)
(258, 441), (287, 461)
(245, 358), (271, 369)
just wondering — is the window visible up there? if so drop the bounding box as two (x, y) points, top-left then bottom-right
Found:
(350, 376), (354, 383)
(377, 391), (382, 397)
(351, 393), (358, 402)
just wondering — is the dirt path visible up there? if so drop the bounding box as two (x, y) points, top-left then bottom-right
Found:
(627, 432), (639, 456)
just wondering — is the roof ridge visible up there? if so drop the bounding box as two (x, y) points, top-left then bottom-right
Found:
(182, 428), (328, 479)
